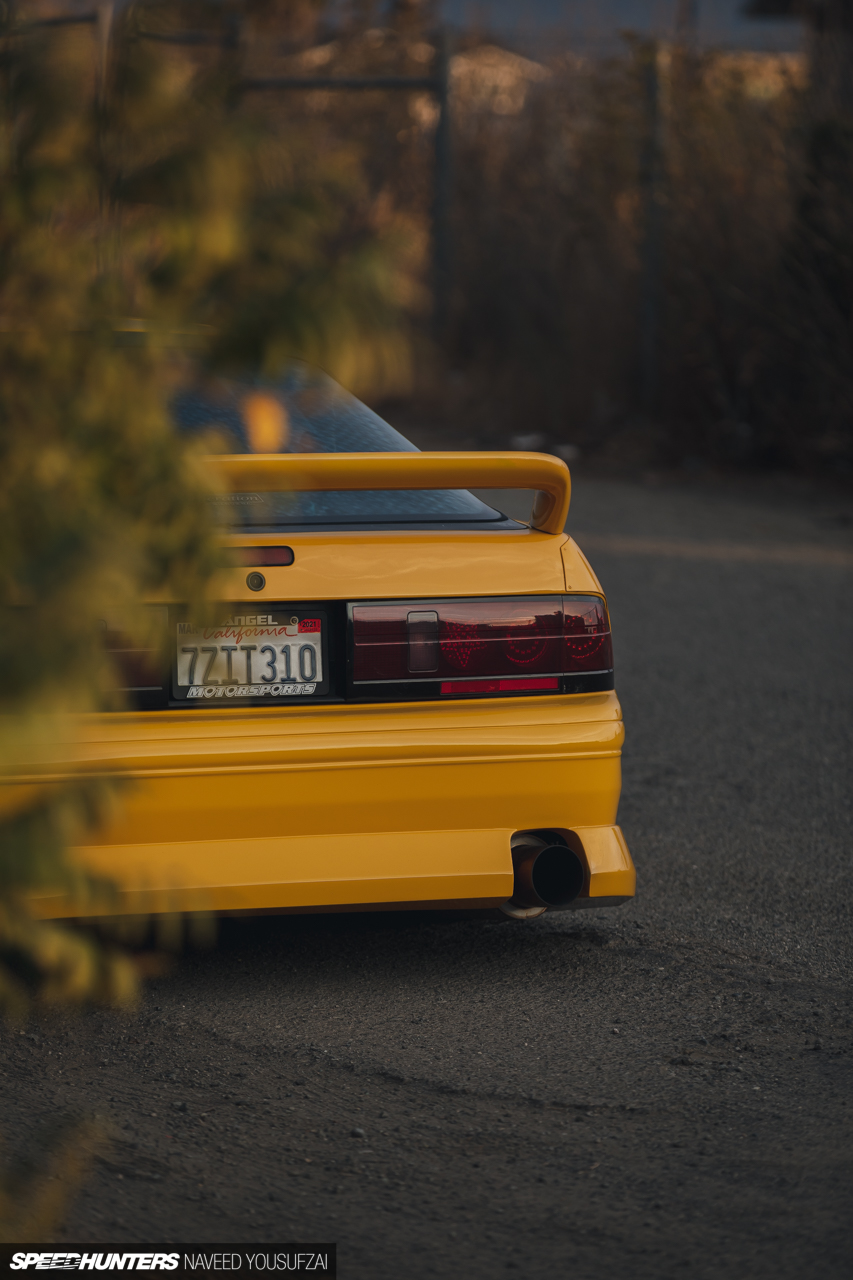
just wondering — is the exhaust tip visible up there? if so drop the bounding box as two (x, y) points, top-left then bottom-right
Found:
(509, 833), (586, 910)
(530, 843), (585, 906)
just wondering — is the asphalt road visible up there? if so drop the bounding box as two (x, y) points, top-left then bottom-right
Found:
(2, 474), (852, 1278)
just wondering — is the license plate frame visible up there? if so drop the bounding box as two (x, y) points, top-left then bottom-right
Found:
(170, 605), (330, 705)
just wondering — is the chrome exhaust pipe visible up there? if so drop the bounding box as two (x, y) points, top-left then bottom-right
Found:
(504, 833), (586, 914)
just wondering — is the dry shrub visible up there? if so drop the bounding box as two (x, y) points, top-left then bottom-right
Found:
(450, 48), (642, 446)
(444, 40), (853, 477)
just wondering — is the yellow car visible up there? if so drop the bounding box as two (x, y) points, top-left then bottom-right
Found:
(34, 365), (635, 923)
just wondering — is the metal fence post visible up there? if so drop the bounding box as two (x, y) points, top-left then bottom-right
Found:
(432, 27), (452, 341)
(639, 40), (664, 414)
(96, 1), (113, 104)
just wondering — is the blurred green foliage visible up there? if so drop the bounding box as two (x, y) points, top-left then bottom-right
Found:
(0, 1), (415, 1015)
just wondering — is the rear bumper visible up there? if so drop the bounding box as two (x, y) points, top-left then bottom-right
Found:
(27, 692), (635, 917)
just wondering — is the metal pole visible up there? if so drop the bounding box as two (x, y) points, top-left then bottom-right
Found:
(432, 27), (452, 341)
(674, 0), (699, 49)
(96, 2), (113, 106)
(639, 40), (664, 414)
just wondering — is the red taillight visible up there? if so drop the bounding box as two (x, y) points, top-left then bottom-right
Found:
(563, 596), (613, 672)
(351, 596), (612, 695)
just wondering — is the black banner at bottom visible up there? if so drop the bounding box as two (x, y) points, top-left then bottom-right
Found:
(0, 1248), (335, 1278)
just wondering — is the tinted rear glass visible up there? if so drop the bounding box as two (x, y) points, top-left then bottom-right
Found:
(172, 363), (503, 528)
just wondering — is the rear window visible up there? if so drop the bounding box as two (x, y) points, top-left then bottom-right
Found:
(171, 363), (505, 529)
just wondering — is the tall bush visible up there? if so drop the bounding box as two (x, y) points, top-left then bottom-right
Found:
(0, 1), (414, 1014)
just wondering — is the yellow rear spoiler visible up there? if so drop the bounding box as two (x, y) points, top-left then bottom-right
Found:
(206, 451), (571, 536)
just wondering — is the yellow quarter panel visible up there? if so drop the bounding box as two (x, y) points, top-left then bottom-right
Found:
(561, 538), (604, 594)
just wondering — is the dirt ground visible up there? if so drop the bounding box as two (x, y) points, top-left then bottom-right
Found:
(1, 472), (851, 1279)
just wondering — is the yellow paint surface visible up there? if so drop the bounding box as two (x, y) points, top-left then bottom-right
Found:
(572, 825), (636, 899)
(209, 528), (574, 604)
(33, 828), (516, 917)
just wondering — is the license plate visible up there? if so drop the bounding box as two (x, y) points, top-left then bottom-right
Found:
(173, 609), (326, 703)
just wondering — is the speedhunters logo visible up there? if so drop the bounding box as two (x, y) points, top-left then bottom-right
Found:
(2, 1252), (334, 1278)
(10, 1258), (179, 1272)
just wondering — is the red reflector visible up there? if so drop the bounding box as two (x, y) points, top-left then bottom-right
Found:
(442, 679), (500, 695)
(499, 677), (558, 691)
(441, 677), (559, 696)
(230, 546), (294, 567)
